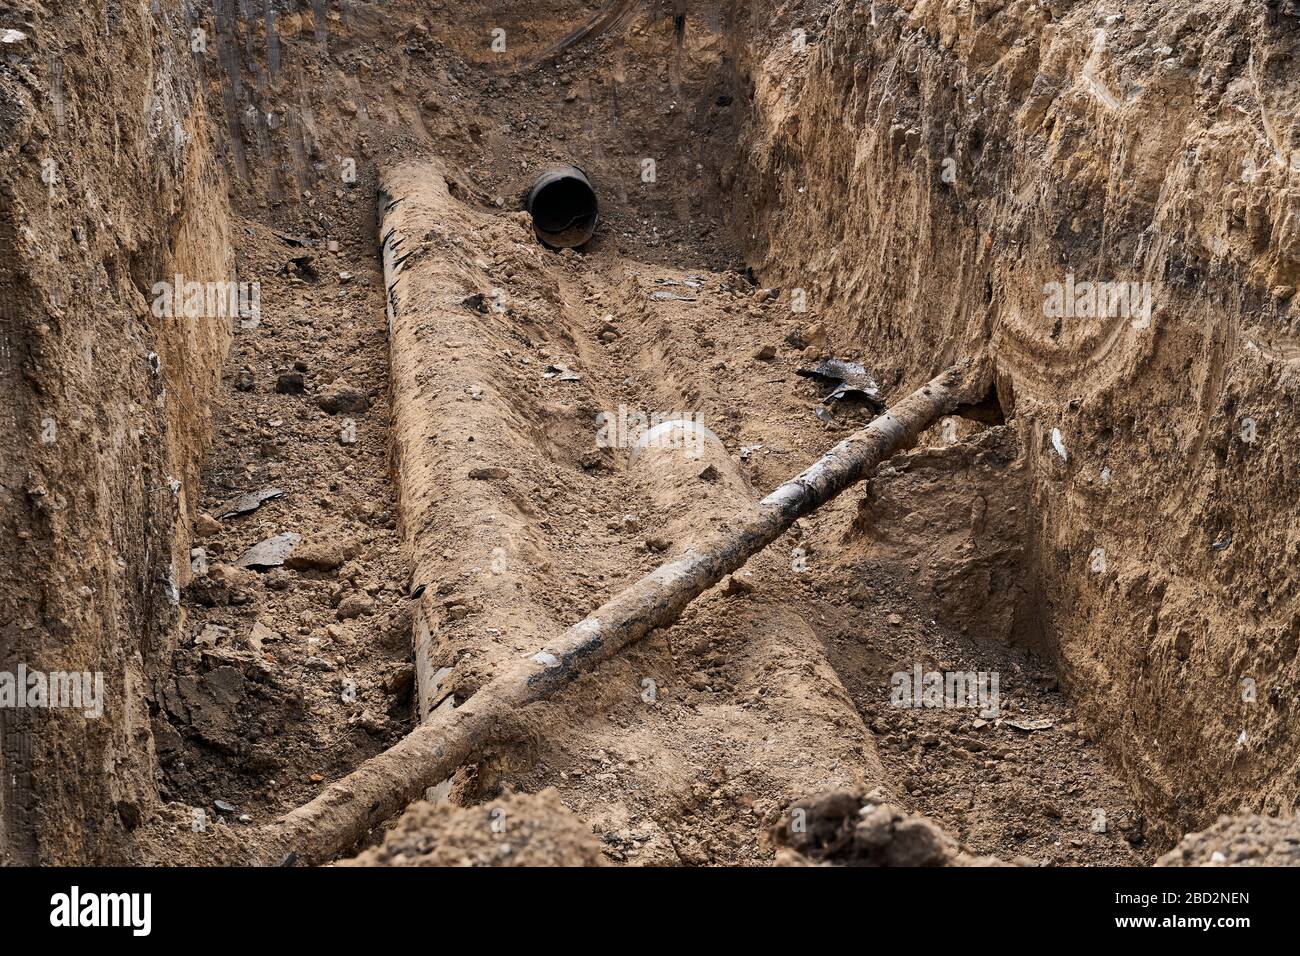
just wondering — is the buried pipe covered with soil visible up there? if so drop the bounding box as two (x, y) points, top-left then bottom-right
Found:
(254, 357), (977, 865)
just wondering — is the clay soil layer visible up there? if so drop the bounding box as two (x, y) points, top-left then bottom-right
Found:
(1, 0), (1297, 867)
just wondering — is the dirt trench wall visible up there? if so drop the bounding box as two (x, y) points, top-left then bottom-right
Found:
(731, 0), (1300, 843)
(0, 2), (232, 863)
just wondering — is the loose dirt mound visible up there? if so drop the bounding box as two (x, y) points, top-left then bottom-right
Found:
(1157, 814), (1300, 867)
(342, 788), (606, 867)
(770, 789), (1007, 867)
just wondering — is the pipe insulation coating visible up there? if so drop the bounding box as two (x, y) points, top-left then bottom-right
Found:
(525, 165), (599, 248)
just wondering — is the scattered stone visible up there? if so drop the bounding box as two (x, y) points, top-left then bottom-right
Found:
(213, 799), (238, 814)
(234, 532), (301, 570)
(316, 379), (371, 414)
(350, 709), (387, 734)
(285, 539), (349, 572)
(645, 537), (671, 553)
(722, 574), (754, 596)
(337, 592), (375, 620)
(194, 513), (223, 536)
(753, 344), (777, 361)
(234, 368), (255, 392)
(460, 292), (489, 313)
(1051, 427), (1068, 462)
(698, 464), (720, 482)
(244, 620), (280, 654)
(468, 466), (509, 480)
(265, 570), (294, 591)
(887, 613), (903, 626)
(383, 665), (416, 698)
(281, 254), (320, 281)
(1003, 718), (1054, 733)
(194, 623), (231, 648)
(275, 372), (305, 394)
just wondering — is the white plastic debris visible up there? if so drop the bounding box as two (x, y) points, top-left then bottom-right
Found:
(1051, 427), (1068, 461)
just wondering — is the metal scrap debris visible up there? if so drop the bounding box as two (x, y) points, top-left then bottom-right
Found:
(218, 487), (284, 519)
(796, 359), (882, 406)
(543, 363), (582, 382)
(1003, 717), (1054, 733)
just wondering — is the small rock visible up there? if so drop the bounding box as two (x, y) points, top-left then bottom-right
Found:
(351, 709), (387, 734)
(336, 593), (375, 620)
(460, 292), (489, 313)
(194, 624), (231, 648)
(887, 613), (903, 626)
(285, 540), (348, 572)
(753, 344), (777, 361)
(722, 574), (754, 596)
(383, 665), (416, 698)
(468, 466), (509, 480)
(645, 537), (672, 553)
(194, 513), (223, 537)
(235, 532), (301, 570)
(275, 372), (305, 394)
(245, 620), (281, 654)
(316, 379), (371, 414)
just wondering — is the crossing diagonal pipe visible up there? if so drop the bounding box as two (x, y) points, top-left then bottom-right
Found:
(254, 362), (975, 865)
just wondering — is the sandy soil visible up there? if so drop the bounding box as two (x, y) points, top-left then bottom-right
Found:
(132, 0), (1153, 867)
(5, 0), (1297, 866)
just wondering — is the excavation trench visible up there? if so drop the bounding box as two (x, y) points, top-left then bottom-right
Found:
(16, 0), (1288, 866)
(252, 147), (1155, 865)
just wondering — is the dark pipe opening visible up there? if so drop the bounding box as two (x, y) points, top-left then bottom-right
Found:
(526, 166), (599, 249)
(954, 381), (1007, 426)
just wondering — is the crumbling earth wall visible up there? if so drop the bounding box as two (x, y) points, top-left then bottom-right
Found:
(732, 0), (1300, 843)
(0, 1), (233, 863)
